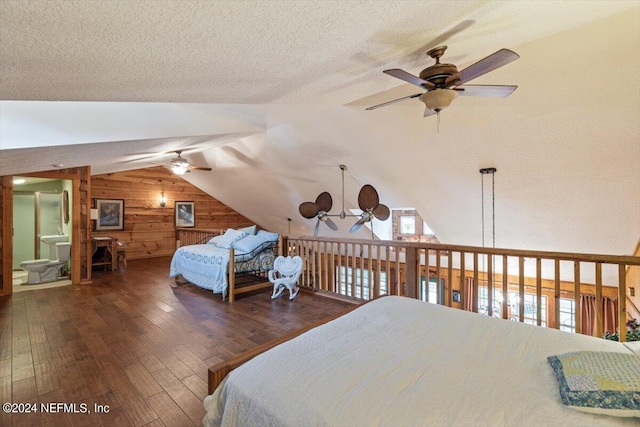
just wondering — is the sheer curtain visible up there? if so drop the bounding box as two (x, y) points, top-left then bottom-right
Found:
(464, 277), (475, 311)
(579, 294), (618, 336)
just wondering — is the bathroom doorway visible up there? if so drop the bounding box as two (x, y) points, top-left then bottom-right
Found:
(12, 177), (72, 288)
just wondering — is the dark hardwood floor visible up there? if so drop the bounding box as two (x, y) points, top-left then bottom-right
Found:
(0, 257), (354, 427)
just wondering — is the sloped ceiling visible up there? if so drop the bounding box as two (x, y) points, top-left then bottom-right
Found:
(1, 1), (639, 257)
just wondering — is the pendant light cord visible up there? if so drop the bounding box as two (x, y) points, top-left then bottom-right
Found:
(491, 171), (495, 249)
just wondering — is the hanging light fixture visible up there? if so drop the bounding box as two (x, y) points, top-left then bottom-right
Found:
(480, 167), (497, 317)
(171, 164), (188, 175)
(420, 89), (458, 132)
(419, 89), (459, 112)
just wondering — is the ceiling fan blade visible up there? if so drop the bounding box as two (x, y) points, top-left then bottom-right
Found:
(189, 166), (212, 171)
(349, 216), (367, 233)
(365, 93), (423, 111)
(324, 217), (338, 231)
(299, 202), (319, 219)
(383, 69), (435, 90)
(424, 107), (436, 117)
(314, 219), (320, 237)
(358, 184), (380, 211)
(445, 49), (519, 86)
(456, 84), (517, 97)
(315, 191), (333, 213)
(373, 204), (390, 221)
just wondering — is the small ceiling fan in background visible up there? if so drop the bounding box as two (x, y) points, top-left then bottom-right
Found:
(168, 150), (212, 175)
(366, 45), (519, 121)
(298, 165), (390, 238)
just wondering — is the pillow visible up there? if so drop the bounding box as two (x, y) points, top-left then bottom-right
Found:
(256, 230), (279, 242)
(547, 351), (640, 417)
(233, 234), (266, 254)
(215, 228), (249, 249)
(237, 225), (257, 235)
(207, 235), (223, 245)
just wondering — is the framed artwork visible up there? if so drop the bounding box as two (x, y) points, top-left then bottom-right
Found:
(95, 199), (125, 231)
(175, 201), (195, 228)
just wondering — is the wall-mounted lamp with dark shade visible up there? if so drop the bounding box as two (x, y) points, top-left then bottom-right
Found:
(160, 192), (166, 208)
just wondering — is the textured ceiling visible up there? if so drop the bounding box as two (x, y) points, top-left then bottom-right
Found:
(1, 1), (639, 277)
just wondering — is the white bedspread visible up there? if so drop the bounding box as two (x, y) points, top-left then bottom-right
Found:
(204, 296), (636, 427)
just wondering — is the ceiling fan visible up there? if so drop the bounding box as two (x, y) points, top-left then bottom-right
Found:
(298, 165), (390, 237)
(366, 45), (519, 118)
(169, 150), (212, 175)
(349, 185), (390, 233)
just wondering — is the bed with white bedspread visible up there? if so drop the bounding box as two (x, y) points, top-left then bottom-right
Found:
(170, 228), (279, 299)
(204, 296), (639, 426)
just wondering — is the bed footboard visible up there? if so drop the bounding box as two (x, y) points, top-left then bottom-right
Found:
(226, 236), (283, 302)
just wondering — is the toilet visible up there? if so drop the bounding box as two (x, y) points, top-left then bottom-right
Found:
(20, 242), (71, 284)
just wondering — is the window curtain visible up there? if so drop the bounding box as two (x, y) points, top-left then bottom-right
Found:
(579, 295), (618, 336)
(464, 277), (475, 311)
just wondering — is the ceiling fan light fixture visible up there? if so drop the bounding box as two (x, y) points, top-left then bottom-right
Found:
(171, 164), (188, 175)
(419, 89), (458, 112)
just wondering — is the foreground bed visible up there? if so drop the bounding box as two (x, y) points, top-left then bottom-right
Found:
(204, 296), (639, 426)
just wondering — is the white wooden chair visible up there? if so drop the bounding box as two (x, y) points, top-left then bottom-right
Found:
(268, 255), (303, 300)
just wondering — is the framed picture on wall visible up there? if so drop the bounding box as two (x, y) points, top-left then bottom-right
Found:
(175, 201), (195, 228)
(95, 199), (125, 231)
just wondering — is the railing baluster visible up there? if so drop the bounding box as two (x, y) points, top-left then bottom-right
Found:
(446, 251), (453, 307)
(425, 248), (431, 303)
(554, 259), (560, 329)
(574, 261), (581, 335)
(473, 252), (479, 313)
(487, 253), (493, 317)
(338, 242), (343, 295)
(368, 243), (373, 300)
(395, 246), (401, 296)
(502, 255), (508, 320)
(386, 246), (391, 296)
(351, 243), (356, 297)
(436, 250), (441, 304)
(330, 242), (336, 293)
(519, 257), (525, 323)
(619, 264), (627, 342)
(595, 262), (603, 338)
(536, 258), (542, 326)
(459, 252), (466, 309)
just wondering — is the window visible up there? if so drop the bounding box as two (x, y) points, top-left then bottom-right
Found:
(336, 266), (387, 300)
(478, 286), (503, 318)
(400, 215), (416, 234)
(510, 292), (547, 326)
(559, 298), (575, 333)
(420, 276), (443, 304)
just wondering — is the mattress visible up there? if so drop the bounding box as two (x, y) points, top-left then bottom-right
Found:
(204, 296), (636, 426)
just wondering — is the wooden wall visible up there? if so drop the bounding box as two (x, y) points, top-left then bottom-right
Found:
(91, 166), (254, 260)
(0, 177), (12, 296)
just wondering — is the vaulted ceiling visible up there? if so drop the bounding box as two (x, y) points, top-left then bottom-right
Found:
(1, 1), (639, 257)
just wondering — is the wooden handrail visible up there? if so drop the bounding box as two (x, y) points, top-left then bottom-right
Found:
(288, 236), (640, 265)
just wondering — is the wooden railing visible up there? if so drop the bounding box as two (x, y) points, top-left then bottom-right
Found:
(175, 228), (224, 247)
(284, 236), (640, 342)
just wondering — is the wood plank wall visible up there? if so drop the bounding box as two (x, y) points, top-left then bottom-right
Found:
(91, 166), (254, 260)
